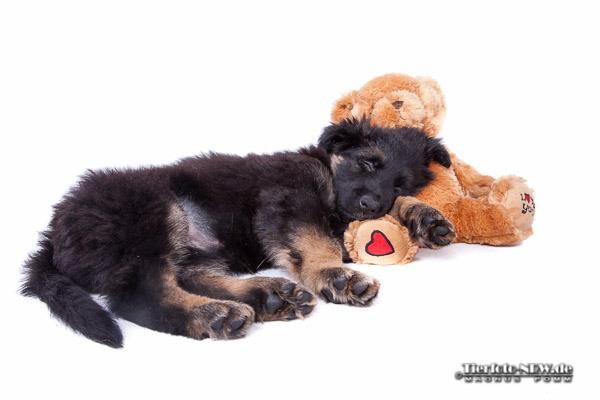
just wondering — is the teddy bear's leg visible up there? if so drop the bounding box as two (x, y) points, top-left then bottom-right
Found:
(439, 196), (529, 246)
(488, 176), (535, 239)
(450, 154), (496, 198)
(344, 215), (419, 265)
(443, 157), (535, 245)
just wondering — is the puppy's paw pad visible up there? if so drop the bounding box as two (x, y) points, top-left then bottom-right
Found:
(318, 267), (379, 306)
(260, 280), (316, 322)
(192, 301), (255, 340)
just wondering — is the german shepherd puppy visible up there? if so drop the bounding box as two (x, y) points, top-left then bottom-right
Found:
(21, 119), (455, 347)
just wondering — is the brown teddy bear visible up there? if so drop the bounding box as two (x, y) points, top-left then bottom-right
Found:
(337, 73), (535, 265)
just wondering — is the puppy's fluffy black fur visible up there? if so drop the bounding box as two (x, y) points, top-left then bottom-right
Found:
(319, 119), (450, 220)
(21, 119), (451, 347)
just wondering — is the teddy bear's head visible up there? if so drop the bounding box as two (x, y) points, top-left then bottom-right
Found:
(331, 73), (446, 137)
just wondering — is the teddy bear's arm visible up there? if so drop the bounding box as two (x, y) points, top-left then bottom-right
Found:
(390, 196), (455, 248)
(450, 154), (496, 198)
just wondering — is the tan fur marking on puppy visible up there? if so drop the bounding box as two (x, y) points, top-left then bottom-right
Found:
(184, 274), (290, 298)
(285, 226), (343, 287)
(293, 226), (343, 267)
(267, 247), (294, 271)
(163, 268), (256, 338)
(177, 269), (316, 322)
(330, 155), (345, 173)
(169, 201), (221, 249)
(161, 268), (211, 310)
(167, 202), (189, 251)
(282, 227), (381, 306)
(291, 227), (380, 305)
(201, 275), (251, 296)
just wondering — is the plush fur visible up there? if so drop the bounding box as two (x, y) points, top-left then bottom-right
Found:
(333, 73), (535, 253)
(21, 119), (453, 347)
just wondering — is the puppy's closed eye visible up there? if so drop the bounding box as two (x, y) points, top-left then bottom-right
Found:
(357, 158), (375, 172)
(357, 158), (377, 172)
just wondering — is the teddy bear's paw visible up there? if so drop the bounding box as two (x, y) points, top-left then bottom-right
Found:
(488, 176), (535, 237)
(406, 205), (456, 249)
(344, 216), (419, 265)
(315, 267), (380, 306)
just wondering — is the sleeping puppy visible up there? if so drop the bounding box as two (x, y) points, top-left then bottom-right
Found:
(22, 119), (455, 347)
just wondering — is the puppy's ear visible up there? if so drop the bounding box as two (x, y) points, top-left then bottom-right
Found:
(425, 137), (451, 167)
(318, 119), (369, 154)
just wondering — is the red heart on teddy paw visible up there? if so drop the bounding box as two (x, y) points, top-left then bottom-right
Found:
(365, 230), (394, 256)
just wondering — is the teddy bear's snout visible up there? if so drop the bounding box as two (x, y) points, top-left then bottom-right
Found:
(370, 94), (425, 129)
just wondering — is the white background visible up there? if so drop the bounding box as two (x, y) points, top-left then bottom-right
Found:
(1, 1), (598, 399)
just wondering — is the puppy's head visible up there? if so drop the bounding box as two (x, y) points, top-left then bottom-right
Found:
(318, 119), (451, 221)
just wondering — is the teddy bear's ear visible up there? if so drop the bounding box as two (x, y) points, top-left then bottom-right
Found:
(416, 76), (446, 137)
(425, 137), (451, 168)
(331, 91), (359, 123)
(318, 119), (369, 154)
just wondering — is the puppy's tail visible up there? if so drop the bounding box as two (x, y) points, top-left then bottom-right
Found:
(20, 235), (123, 348)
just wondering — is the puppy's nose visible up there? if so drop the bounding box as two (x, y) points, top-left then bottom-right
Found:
(359, 195), (380, 214)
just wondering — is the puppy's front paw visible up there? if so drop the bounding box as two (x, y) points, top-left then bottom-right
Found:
(259, 279), (316, 322)
(314, 267), (380, 306)
(407, 206), (455, 248)
(189, 301), (255, 340)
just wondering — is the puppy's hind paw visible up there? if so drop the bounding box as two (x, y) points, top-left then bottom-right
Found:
(315, 267), (380, 306)
(261, 280), (316, 322)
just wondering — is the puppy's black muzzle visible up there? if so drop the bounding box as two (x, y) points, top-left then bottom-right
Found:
(358, 194), (382, 218)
